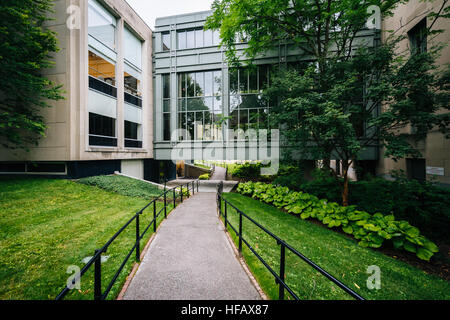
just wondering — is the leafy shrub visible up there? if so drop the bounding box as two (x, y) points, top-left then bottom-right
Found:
(231, 163), (262, 179)
(273, 169), (450, 243)
(236, 181), (440, 261)
(199, 173), (210, 180)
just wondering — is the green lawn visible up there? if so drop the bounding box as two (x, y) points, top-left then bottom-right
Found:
(222, 193), (450, 300)
(0, 178), (172, 300)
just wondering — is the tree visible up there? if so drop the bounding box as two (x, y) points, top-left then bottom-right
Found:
(206, 0), (450, 206)
(0, 0), (64, 150)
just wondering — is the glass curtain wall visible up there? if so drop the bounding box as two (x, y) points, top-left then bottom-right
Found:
(124, 27), (143, 148)
(229, 65), (270, 134)
(88, 0), (117, 147)
(162, 74), (171, 141)
(177, 70), (223, 141)
(177, 29), (220, 50)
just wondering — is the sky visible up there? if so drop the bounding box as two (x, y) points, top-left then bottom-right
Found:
(125, 0), (215, 29)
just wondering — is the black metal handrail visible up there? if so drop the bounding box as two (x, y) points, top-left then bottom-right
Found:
(56, 179), (200, 300)
(216, 182), (364, 301)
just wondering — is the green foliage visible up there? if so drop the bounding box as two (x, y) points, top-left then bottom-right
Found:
(78, 175), (163, 199)
(236, 181), (440, 261)
(283, 172), (450, 243)
(223, 192), (450, 300)
(231, 162), (262, 179)
(207, 0), (450, 206)
(0, 0), (64, 150)
(199, 173), (211, 180)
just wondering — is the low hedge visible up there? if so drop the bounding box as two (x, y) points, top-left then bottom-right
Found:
(199, 173), (210, 180)
(236, 181), (440, 261)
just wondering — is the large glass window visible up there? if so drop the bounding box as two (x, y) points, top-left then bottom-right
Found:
(124, 27), (142, 69)
(89, 113), (117, 147)
(177, 70), (223, 140)
(177, 28), (220, 50)
(229, 66), (271, 133)
(162, 74), (171, 141)
(409, 19), (427, 54)
(162, 32), (171, 51)
(89, 51), (116, 88)
(88, 0), (116, 50)
(125, 120), (142, 148)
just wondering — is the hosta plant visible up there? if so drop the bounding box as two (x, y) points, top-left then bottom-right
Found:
(236, 182), (439, 261)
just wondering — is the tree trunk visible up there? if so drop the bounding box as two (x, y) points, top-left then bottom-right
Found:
(341, 161), (350, 207)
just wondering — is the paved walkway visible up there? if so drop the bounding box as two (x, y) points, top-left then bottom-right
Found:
(123, 192), (261, 300)
(167, 179), (238, 193)
(210, 165), (226, 180)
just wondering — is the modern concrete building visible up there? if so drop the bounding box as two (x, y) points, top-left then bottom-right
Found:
(0, 0), (174, 182)
(152, 10), (380, 168)
(379, 0), (450, 186)
(0, 1), (447, 185)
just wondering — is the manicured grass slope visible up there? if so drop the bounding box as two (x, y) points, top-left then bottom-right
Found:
(0, 178), (169, 300)
(222, 193), (450, 300)
(78, 175), (162, 199)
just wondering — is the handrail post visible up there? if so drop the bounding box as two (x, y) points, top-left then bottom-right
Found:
(164, 192), (167, 219)
(136, 213), (140, 262)
(192, 181), (195, 195)
(173, 188), (176, 208)
(238, 211), (243, 254)
(153, 201), (157, 233)
(197, 180), (199, 192)
(279, 242), (286, 300)
(94, 250), (102, 300)
(224, 201), (228, 229)
(181, 186), (183, 202)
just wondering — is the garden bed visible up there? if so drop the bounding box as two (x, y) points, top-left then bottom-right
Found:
(222, 192), (450, 300)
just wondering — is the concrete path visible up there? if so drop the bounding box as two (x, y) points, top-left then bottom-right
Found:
(123, 193), (261, 300)
(210, 166), (226, 180)
(167, 179), (238, 193)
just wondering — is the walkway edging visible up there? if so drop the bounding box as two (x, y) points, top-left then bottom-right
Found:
(116, 203), (178, 300)
(218, 211), (269, 301)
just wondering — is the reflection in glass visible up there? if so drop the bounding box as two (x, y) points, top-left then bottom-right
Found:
(213, 30), (220, 46)
(214, 71), (222, 96)
(178, 31), (186, 50)
(249, 68), (258, 93)
(195, 72), (205, 97)
(204, 29), (213, 46)
(195, 29), (203, 48)
(187, 73), (195, 97)
(88, 0), (116, 49)
(205, 72), (213, 96)
(162, 32), (170, 51)
(239, 69), (248, 93)
(178, 73), (186, 98)
(187, 30), (195, 49)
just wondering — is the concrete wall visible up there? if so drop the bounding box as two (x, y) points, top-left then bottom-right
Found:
(0, 0), (154, 163)
(379, 0), (450, 185)
(121, 159), (144, 179)
(184, 163), (211, 179)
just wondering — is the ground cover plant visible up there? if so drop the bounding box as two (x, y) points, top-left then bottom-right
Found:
(236, 181), (440, 261)
(222, 192), (450, 300)
(78, 175), (163, 199)
(273, 168), (450, 243)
